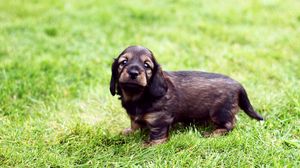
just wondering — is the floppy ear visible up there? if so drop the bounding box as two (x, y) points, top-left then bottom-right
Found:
(110, 58), (119, 96)
(148, 65), (168, 98)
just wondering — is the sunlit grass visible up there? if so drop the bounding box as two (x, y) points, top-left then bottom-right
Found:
(0, 0), (300, 167)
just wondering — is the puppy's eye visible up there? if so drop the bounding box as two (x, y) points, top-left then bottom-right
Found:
(144, 62), (150, 69)
(120, 60), (128, 66)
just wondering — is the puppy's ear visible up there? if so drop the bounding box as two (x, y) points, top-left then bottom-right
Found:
(148, 65), (168, 98)
(110, 58), (119, 96)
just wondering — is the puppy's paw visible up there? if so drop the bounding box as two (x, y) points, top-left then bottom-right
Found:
(203, 129), (228, 137)
(122, 128), (134, 136)
(203, 131), (212, 138)
(143, 138), (168, 147)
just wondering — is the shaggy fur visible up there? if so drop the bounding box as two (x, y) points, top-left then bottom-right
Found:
(110, 46), (263, 145)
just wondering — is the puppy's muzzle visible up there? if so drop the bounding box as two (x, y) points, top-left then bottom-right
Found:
(128, 65), (141, 80)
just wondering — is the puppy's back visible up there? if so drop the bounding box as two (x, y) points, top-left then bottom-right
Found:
(164, 71), (242, 120)
(165, 71), (240, 89)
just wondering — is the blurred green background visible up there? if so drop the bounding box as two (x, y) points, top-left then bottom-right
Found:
(0, 0), (299, 167)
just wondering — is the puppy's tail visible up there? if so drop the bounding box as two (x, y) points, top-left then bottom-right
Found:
(238, 87), (264, 121)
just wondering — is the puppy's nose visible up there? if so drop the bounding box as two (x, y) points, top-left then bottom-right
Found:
(128, 69), (139, 79)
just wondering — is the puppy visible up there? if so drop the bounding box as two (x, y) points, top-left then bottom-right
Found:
(110, 46), (263, 145)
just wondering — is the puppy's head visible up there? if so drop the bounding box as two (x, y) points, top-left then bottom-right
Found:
(110, 46), (167, 101)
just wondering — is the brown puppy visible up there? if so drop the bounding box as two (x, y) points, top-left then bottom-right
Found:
(110, 46), (263, 145)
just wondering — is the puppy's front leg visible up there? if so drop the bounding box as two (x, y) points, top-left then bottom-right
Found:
(145, 125), (169, 146)
(143, 112), (173, 146)
(122, 119), (140, 136)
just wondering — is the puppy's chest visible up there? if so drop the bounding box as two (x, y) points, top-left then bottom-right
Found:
(125, 105), (152, 123)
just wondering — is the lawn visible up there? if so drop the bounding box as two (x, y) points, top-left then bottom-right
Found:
(0, 0), (300, 167)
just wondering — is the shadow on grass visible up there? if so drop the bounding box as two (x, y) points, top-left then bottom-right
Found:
(56, 122), (215, 149)
(51, 122), (229, 166)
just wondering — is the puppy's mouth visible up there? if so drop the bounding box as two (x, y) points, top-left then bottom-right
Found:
(119, 82), (145, 93)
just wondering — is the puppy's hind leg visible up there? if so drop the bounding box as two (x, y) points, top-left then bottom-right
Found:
(205, 108), (236, 137)
(210, 122), (235, 137)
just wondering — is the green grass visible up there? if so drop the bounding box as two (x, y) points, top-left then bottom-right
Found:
(1, 0), (300, 167)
